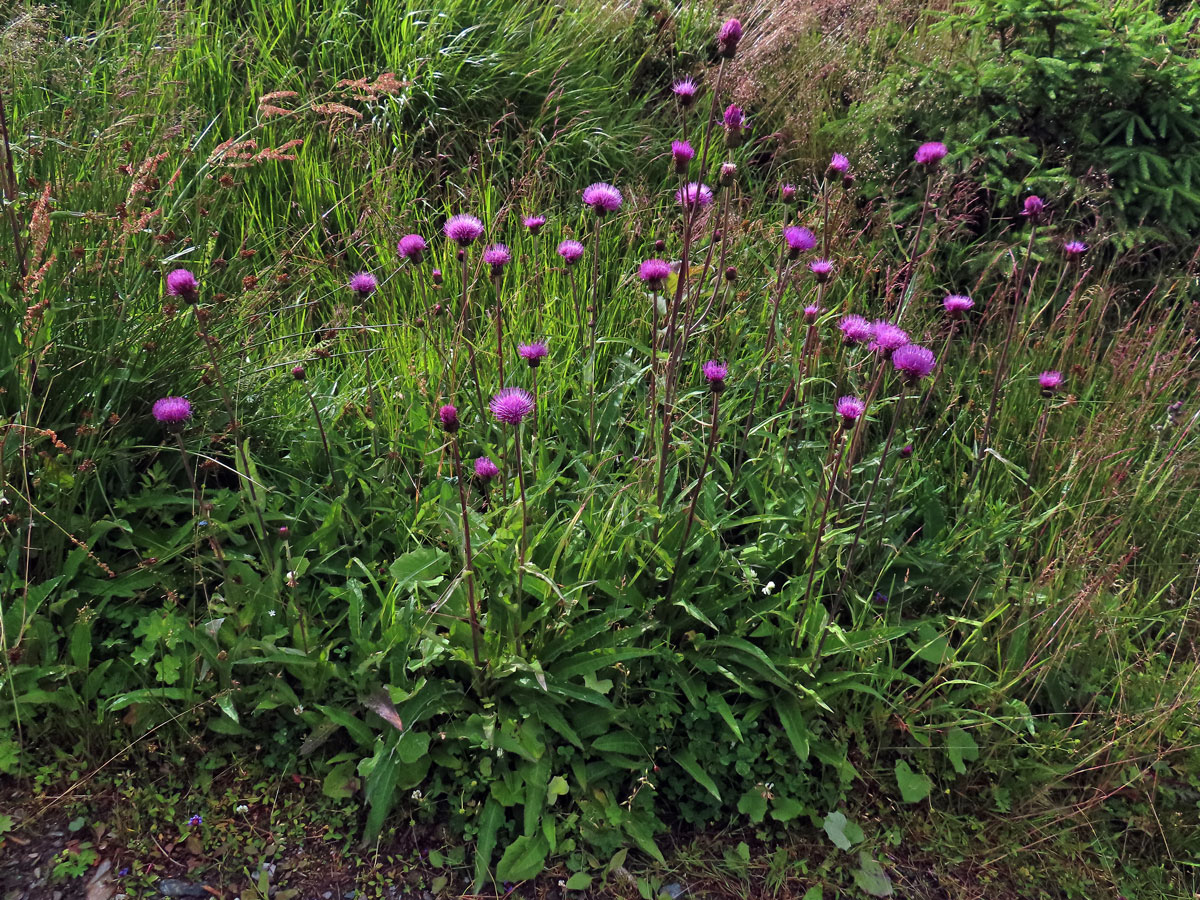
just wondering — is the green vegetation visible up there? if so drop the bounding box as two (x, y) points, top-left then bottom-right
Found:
(1, 0), (1198, 896)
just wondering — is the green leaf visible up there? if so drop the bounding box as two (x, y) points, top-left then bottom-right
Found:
(776, 696), (810, 761)
(894, 760), (932, 803)
(591, 732), (643, 757)
(322, 761), (358, 800)
(547, 775), (569, 804)
(946, 727), (979, 775)
(852, 853), (893, 897)
(388, 547), (448, 593)
(397, 730), (431, 765)
(676, 750), (721, 801)
(564, 872), (592, 891)
(736, 787), (768, 824)
(473, 798), (504, 890)
(216, 693), (239, 724)
(822, 810), (864, 850)
(770, 796), (804, 822)
(495, 834), (548, 883)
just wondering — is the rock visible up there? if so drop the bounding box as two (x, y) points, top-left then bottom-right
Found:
(157, 879), (211, 898)
(661, 884), (685, 900)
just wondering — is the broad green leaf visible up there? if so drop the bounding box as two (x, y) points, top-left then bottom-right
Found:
(737, 787), (768, 823)
(472, 798), (504, 890)
(852, 853), (893, 897)
(676, 749), (721, 801)
(946, 727), (979, 775)
(822, 810), (864, 850)
(495, 834), (548, 883)
(894, 760), (932, 803)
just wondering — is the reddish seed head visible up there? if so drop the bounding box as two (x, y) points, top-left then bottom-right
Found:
(899, 444), (914, 459)
(439, 404), (459, 432)
(557, 239), (584, 265)
(349, 272), (377, 296)
(639, 258), (671, 286)
(444, 213), (484, 246)
(431, 268), (443, 286)
(836, 395), (866, 424)
(166, 268), (198, 301)
(397, 234), (428, 262)
(724, 265), (738, 282)
(914, 141), (947, 166)
(582, 182), (623, 215)
(474, 456), (500, 481)
(152, 396), (192, 425)
(490, 387), (535, 425)
(291, 364), (306, 380)
(891, 343), (936, 381)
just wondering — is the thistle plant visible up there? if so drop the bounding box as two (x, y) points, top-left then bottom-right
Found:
(441, 403), (482, 668)
(581, 182), (622, 455)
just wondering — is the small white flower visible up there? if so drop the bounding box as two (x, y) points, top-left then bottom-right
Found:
(293, 705), (304, 715)
(268, 609), (276, 617)
(235, 804), (249, 814)
(761, 580), (776, 596)
(411, 789), (423, 801)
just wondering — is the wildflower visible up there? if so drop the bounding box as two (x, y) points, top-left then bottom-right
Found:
(582, 182), (623, 215)
(1038, 370), (1064, 395)
(723, 104), (746, 147)
(490, 387), (535, 425)
(482, 243), (511, 276)
(804, 304), (822, 322)
(914, 141), (947, 166)
(397, 233), (428, 263)
(349, 272), (376, 297)
(638, 258), (671, 288)
(784, 225), (817, 258)
(836, 395), (866, 424)
(838, 314), (872, 345)
(672, 78), (699, 107)
(279, 526), (289, 536)
(717, 17), (743, 57)
(782, 183), (797, 203)
(474, 456), (500, 481)
(444, 213), (484, 246)
(702, 360), (728, 392)
(1021, 195), (1045, 222)
(719, 161), (737, 187)
(557, 239), (584, 265)
(676, 182), (714, 209)
(291, 364), (305, 380)
(761, 580), (776, 596)
(943, 293), (974, 317)
(724, 265), (738, 282)
(891, 343), (936, 381)
(899, 444), (914, 459)
(431, 268), (443, 286)
(439, 404), (459, 433)
(809, 259), (834, 283)
(869, 320), (909, 355)
(828, 153), (850, 174)
(166, 268), (199, 304)
(188, 815), (203, 827)
(1064, 240), (1087, 257)
(671, 140), (695, 174)
(235, 804), (249, 814)
(523, 215), (546, 234)
(152, 396), (192, 426)
(518, 342), (548, 368)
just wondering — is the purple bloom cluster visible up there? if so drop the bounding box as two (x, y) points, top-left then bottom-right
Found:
(784, 226), (817, 256)
(474, 456), (500, 481)
(1039, 370), (1064, 394)
(582, 182), (623, 214)
(828, 153), (850, 174)
(1021, 195), (1046, 222)
(1063, 240), (1087, 257)
(677, 182), (714, 209)
(671, 140), (695, 173)
(914, 141), (947, 166)
(523, 215), (547, 234)
(868, 320), (909, 355)
(672, 78), (699, 106)
(723, 105), (746, 146)
(490, 387), (535, 425)
(518, 341), (548, 367)
(804, 304), (823, 322)
(943, 293), (974, 317)
(638, 258), (671, 286)
(839, 314), (873, 345)
(349, 272), (377, 296)
(557, 239), (584, 265)
(483, 244), (511, 274)
(809, 259), (834, 282)
(717, 17), (743, 57)
(152, 396), (192, 425)
(837, 395), (866, 423)
(892, 344), (936, 381)
(702, 360), (728, 391)
(439, 404), (459, 433)
(397, 234), (427, 262)
(166, 268), (198, 300)
(445, 213), (484, 246)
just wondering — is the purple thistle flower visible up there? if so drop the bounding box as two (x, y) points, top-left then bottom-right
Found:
(782, 183), (797, 203)
(809, 259), (834, 282)
(490, 387), (535, 425)
(518, 341), (548, 368)
(557, 239), (585, 265)
(1038, 370), (1064, 395)
(717, 17), (743, 57)
(1021, 195), (1045, 222)
(292, 364), (306, 380)
(671, 140), (695, 173)
(349, 272), (377, 296)
(892, 343), (936, 381)
(523, 215), (547, 234)
(719, 161), (737, 187)
(166, 268), (199, 301)
(397, 234), (428, 262)
(914, 141), (948, 166)
(638, 258), (671, 287)
(152, 396), (192, 425)
(943, 293), (974, 317)
(839, 314), (873, 345)
(868, 319), (910, 355)
(784, 226), (817, 258)
(702, 359), (728, 392)
(1064, 240), (1087, 257)
(582, 182), (623, 215)
(474, 456), (500, 481)
(828, 153), (850, 174)
(482, 243), (511, 275)
(899, 444), (914, 459)
(439, 404), (459, 433)
(723, 104), (747, 146)
(672, 78), (699, 106)
(836, 395), (866, 424)
(676, 182), (714, 209)
(804, 304), (823, 322)
(444, 213), (484, 246)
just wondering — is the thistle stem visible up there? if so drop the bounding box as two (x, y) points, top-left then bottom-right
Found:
(450, 437), (483, 668)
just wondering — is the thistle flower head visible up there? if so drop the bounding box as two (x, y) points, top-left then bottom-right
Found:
(784, 226), (817, 256)
(869, 319), (910, 355)
(1021, 195), (1045, 221)
(899, 444), (914, 459)
(518, 341), (548, 367)
(490, 387), (535, 425)
(166, 268), (199, 300)
(1038, 370), (1064, 394)
(719, 161), (737, 186)
(781, 183), (797, 203)
(914, 141), (947, 166)
(444, 213), (484, 246)
(676, 182), (714, 209)
(1064, 240), (1087, 257)
(349, 271), (377, 296)
(523, 215), (547, 234)
(152, 396), (192, 426)
(557, 239), (585, 265)
(804, 304), (823, 322)
(943, 293), (974, 316)
(397, 233), (428, 262)
(891, 343), (936, 381)
(638, 258), (671, 286)
(809, 259), (834, 282)
(836, 395), (866, 424)
(702, 359), (728, 392)
(828, 153), (850, 174)
(292, 364), (306, 380)
(839, 314), (873, 345)
(723, 104), (746, 129)
(439, 404), (459, 433)
(671, 140), (695, 173)
(582, 182), (623, 215)
(672, 78), (699, 106)
(474, 456), (500, 481)
(717, 17), (743, 57)
(482, 243), (511, 274)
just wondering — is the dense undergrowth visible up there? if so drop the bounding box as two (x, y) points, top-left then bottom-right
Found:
(2, 0), (1199, 895)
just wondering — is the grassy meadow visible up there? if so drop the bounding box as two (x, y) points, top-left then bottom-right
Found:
(1, 0), (1199, 896)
